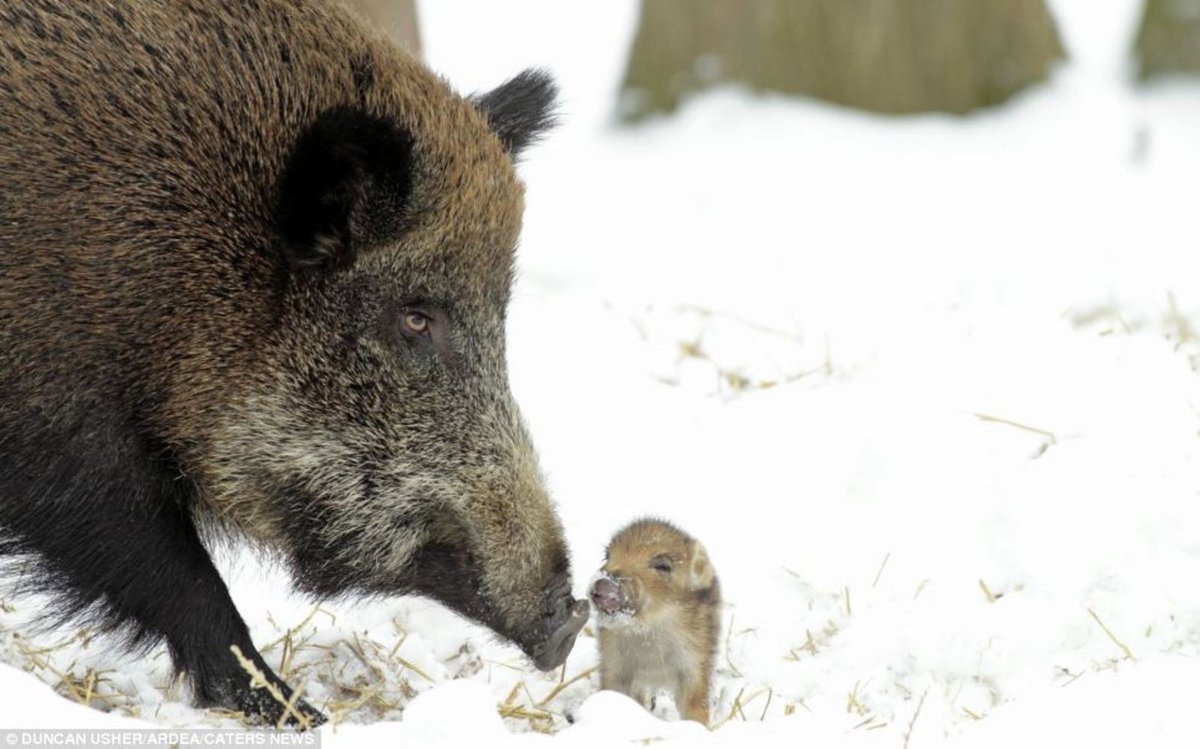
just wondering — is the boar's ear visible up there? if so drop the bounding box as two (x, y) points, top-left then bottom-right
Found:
(276, 107), (415, 272)
(473, 69), (558, 157)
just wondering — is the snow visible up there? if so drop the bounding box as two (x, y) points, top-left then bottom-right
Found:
(4, 0), (1200, 746)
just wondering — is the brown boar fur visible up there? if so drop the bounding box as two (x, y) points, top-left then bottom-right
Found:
(0, 0), (585, 725)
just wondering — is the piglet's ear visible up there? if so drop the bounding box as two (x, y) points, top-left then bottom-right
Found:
(689, 542), (715, 590)
(276, 107), (415, 272)
(473, 69), (558, 157)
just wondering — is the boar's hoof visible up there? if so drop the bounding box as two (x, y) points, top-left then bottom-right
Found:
(235, 687), (327, 729)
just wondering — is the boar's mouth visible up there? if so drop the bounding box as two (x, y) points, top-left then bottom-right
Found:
(403, 544), (589, 671)
(281, 493), (590, 670)
(525, 571), (590, 671)
(529, 600), (589, 670)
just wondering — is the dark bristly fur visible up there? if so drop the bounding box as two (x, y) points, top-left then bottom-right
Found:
(276, 107), (417, 271)
(473, 70), (560, 156)
(0, 0), (582, 727)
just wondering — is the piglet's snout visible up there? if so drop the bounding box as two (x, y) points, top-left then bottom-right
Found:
(590, 577), (624, 615)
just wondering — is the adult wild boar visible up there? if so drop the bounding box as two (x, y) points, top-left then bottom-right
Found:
(0, 0), (587, 725)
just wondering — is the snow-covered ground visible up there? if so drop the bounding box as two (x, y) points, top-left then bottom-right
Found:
(3, 0), (1200, 746)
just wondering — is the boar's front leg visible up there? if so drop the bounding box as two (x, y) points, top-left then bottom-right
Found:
(138, 506), (326, 727)
(0, 422), (324, 726)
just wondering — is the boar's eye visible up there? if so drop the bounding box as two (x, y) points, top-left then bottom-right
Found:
(400, 308), (431, 338)
(650, 556), (673, 575)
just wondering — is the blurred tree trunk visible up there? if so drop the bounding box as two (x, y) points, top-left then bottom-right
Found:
(1135, 0), (1200, 80)
(338, 0), (421, 57)
(618, 0), (1064, 121)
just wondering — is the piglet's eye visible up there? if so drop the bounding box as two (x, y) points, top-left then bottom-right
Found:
(651, 558), (673, 574)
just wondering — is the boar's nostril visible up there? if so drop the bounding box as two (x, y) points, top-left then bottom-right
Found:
(542, 571), (573, 618)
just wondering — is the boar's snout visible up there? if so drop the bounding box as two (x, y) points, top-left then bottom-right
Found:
(528, 571), (589, 671)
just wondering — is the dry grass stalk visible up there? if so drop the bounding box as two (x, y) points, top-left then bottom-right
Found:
(723, 614), (743, 678)
(659, 307), (825, 399)
(851, 715), (887, 730)
(871, 553), (891, 587)
(846, 681), (866, 715)
(1087, 608), (1136, 662)
(758, 688), (774, 721)
(497, 679), (557, 733)
(386, 632), (408, 660)
(326, 684), (384, 721)
(260, 606), (324, 655)
(1166, 292), (1194, 344)
(973, 413), (1057, 444)
(711, 686), (762, 730)
(229, 644), (313, 730)
(536, 666), (597, 708)
(901, 689), (929, 749)
(786, 622), (838, 662)
(677, 305), (805, 344)
(978, 579), (997, 603)
(14, 632), (129, 713)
